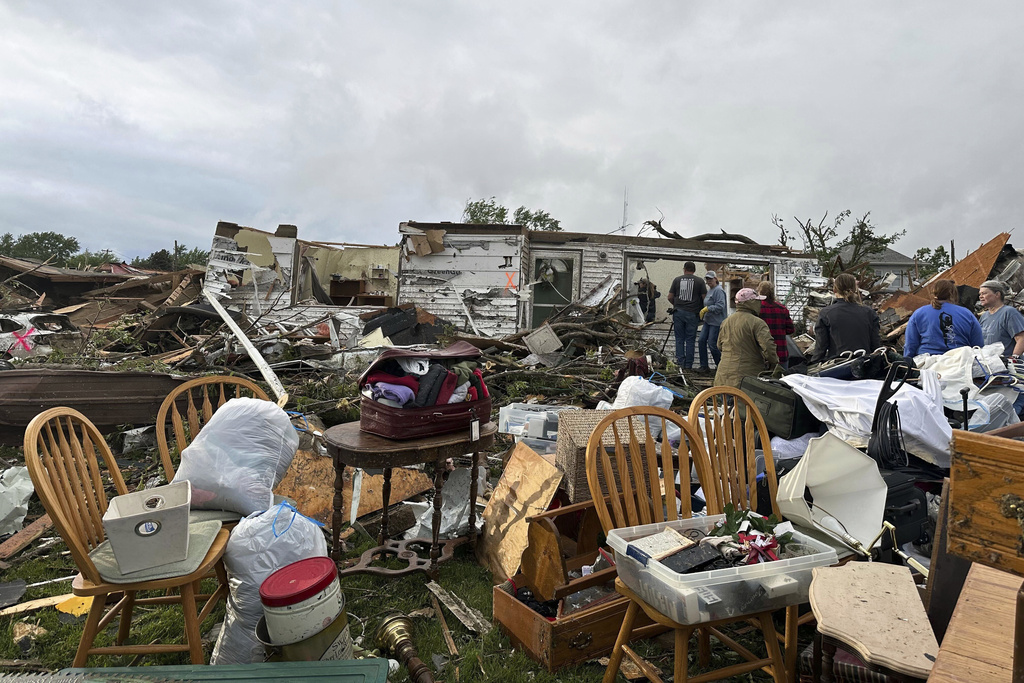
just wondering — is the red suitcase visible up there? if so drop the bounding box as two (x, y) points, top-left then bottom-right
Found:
(358, 341), (492, 440)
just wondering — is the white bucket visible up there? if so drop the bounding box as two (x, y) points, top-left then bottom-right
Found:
(259, 557), (344, 646)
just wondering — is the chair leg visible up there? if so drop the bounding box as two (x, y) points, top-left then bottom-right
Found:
(603, 599), (640, 683)
(697, 626), (711, 667)
(784, 604), (799, 683)
(674, 626), (690, 683)
(180, 582), (205, 664)
(116, 590), (136, 646)
(73, 594), (108, 667)
(758, 612), (788, 683)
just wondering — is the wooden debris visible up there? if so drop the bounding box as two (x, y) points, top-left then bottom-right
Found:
(0, 593), (71, 617)
(425, 581), (492, 635)
(430, 593), (459, 656)
(0, 515), (52, 561)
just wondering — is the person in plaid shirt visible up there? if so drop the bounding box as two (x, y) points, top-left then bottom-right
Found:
(756, 281), (795, 367)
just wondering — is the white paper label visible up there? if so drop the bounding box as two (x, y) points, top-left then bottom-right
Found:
(471, 420), (480, 442)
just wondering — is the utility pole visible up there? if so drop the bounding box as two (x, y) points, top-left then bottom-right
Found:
(950, 239), (956, 265)
(173, 240), (178, 272)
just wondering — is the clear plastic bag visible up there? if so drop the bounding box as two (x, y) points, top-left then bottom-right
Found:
(211, 503), (329, 665)
(173, 398), (298, 514)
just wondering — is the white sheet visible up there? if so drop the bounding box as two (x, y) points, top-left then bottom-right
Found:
(780, 371), (952, 467)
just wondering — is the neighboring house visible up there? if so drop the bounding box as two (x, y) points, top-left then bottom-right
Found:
(837, 245), (917, 291)
(396, 222), (823, 338)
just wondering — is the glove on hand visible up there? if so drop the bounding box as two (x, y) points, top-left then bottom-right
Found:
(699, 307), (709, 320)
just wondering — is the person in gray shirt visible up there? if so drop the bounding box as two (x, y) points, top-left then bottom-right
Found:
(979, 279), (1024, 356)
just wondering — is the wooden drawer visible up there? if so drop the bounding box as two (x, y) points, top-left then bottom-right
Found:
(949, 430), (1024, 574)
(493, 575), (666, 672)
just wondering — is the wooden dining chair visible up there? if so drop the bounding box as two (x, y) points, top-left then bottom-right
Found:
(156, 375), (270, 482)
(688, 386), (798, 682)
(24, 407), (230, 666)
(587, 406), (787, 683)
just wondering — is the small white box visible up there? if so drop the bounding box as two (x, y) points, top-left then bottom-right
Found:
(608, 514), (837, 624)
(102, 481), (191, 574)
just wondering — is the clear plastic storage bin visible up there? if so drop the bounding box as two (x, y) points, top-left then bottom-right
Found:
(607, 514), (838, 624)
(101, 481), (191, 574)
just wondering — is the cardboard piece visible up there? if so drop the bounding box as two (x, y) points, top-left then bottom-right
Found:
(477, 443), (563, 582)
(409, 229), (446, 257)
(274, 449), (433, 530)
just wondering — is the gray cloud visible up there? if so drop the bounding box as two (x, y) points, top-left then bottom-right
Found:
(1, 1), (1022, 259)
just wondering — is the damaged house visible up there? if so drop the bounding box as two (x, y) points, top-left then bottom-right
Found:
(204, 222), (401, 345)
(395, 222), (824, 339)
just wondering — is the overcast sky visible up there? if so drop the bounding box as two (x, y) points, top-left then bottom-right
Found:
(1, 2), (1021, 260)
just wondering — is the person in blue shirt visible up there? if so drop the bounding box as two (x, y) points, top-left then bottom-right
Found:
(903, 279), (983, 357)
(697, 271), (728, 373)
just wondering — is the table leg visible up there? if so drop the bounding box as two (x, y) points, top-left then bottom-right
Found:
(379, 467), (393, 545)
(429, 461), (445, 578)
(812, 631), (821, 683)
(821, 637), (836, 683)
(332, 458), (346, 563)
(468, 450), (480, 550)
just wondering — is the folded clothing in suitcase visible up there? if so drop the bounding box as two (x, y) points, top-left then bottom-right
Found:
(358, 341), (492, 440)
(738, 376), (821, 440)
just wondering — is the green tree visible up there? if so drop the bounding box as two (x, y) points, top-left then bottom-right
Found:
(0, 231), (81, 264)
(67, 249), (120, 269)
(462, 197), (562, 231)
(773, 211), (905, 278)
(913, 245), (951, 280)
(131, 244), (210, 270)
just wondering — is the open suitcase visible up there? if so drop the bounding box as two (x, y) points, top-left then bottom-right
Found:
(358, 341), (492, 440)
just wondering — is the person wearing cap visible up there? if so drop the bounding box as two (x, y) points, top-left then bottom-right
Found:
(714, 287), (780, 388)
(979, 279), (1024, 357)
(756, 281), (795, 368)
(809, 273), (881, 363)
(697, 271), (727, 373)
(667, 261), (707, 370)
(903, 279), (983, 357)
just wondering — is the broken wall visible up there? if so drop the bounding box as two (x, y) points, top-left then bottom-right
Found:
(303, 243), (399, 304)
(397, 223), (524, 338)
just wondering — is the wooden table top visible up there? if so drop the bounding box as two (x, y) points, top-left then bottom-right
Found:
(323, 421), (496, 468)
(930, 563), (1023, 683)
(809, 563), (938, 679)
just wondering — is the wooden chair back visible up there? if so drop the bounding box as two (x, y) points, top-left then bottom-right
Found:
(585, 406), (711, 534)
(23, 407), (128, 585)
(156, 375), (270, 482)
(687, 386), (780, 517)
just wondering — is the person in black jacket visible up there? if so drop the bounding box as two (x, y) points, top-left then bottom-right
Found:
(810, 273), (881, 363)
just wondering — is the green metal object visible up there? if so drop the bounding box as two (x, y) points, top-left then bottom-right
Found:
(59, 659), (389, 682)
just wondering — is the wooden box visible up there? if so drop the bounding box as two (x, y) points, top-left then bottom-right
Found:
(948, 430), (1024, 575)
(491, 497), (666, 671)
(493, 577), (663, 672)
(555, 410), (652, 503)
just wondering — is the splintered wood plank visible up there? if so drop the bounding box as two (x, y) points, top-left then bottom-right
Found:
(426, 581), (492, 634)
(0, 515), (52, 560)
(274, 449), (432, 530)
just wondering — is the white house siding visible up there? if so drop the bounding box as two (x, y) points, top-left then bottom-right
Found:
(397, 229), (525, 338)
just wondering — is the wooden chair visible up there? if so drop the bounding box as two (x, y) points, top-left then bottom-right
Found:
(156, 375), (270, 482)
(688, 386), (799, 681)
(587, 406), (787, 683)
(23, 408), (229, 666)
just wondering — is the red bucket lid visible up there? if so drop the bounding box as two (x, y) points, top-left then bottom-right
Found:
(260, 557), (338, 608)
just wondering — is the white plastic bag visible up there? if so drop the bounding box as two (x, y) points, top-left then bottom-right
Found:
(596, 376), (677, 439)
(211, 503), (329, 665)
(173, 398), (298, 514)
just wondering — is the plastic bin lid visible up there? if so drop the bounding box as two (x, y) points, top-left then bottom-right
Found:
(260, 557), (338, 607)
